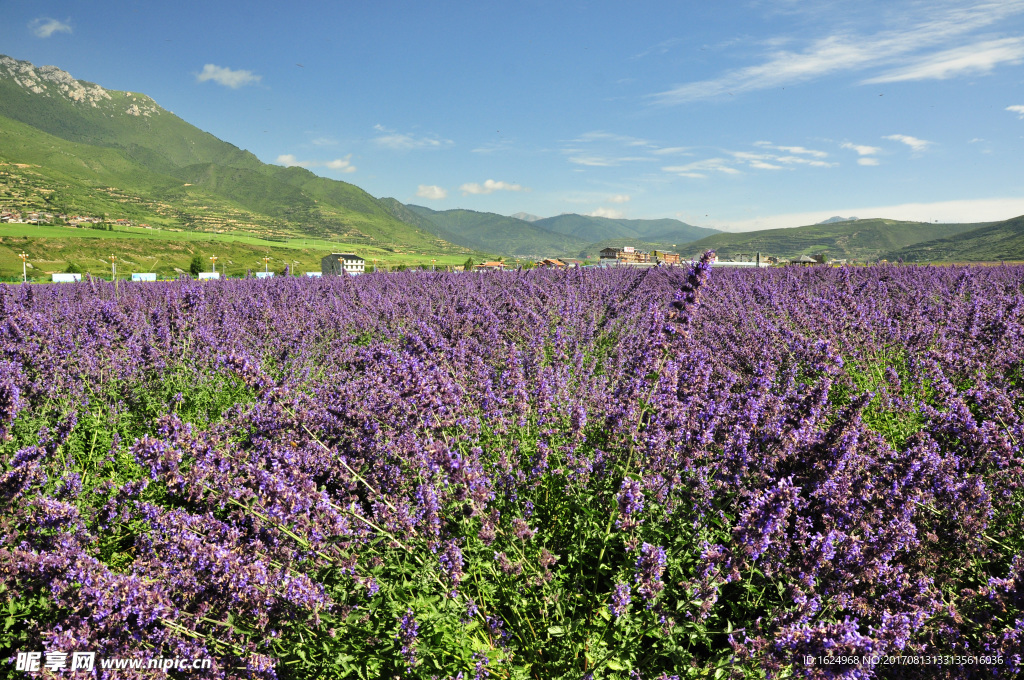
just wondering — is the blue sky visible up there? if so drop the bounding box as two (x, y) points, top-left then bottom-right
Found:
(3, 0), (1024, 231)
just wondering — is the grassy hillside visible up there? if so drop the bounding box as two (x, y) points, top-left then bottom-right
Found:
(0, 54), (469, 255)
(885, 215), (1024, 262)
(405, 205), (589, 258)
(535, 214), (719, 245)
(680, 218), (990, 261)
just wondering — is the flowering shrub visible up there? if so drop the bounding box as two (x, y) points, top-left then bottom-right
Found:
(0, 259), (1022, 679)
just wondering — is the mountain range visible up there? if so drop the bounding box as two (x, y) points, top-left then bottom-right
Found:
(2, 53), (1024, 266)
(0, 54), (721, 261)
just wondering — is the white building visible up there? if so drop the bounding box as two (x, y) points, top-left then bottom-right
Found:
(321, 253), (365, 276)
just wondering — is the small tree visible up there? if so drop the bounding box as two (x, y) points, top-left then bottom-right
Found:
(64, 262), (84, 274)
(463, 257), (474, 271)
(189, 254), (203, 277)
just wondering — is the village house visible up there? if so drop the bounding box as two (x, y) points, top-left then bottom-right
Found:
(473, 261), (506, 271)
(599, 246), (653, 266)
(321, 253), (365, 276)
(651, 250), (681, 265)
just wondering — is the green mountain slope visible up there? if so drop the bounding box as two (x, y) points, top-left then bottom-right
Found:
(680, 218), (990, 261)
(885, 215), (1024, 262)
(0, 54), (468, 254)
(405, 205), (590, 258)
(534, 214), (719, 245)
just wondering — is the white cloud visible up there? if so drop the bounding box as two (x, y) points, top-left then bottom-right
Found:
(566, 154), (652, 167)
(731, 145), (835, 170)
(1007, 105), (1024, 119)
(885, 134), (933, 152)
(416, 185), (448, 200)
(324, 157), (356, 172)
(663, 158), (742, 178)
(775, 155), (834, 167)
(841, 142), (882, 156)
(196, 64), (261, 89)
(754, 141), (829, 158)
(857, 157), (880, 166)
(566, 155), (620, 167)
(649, 2), (1024, 104)
(710, 197), (1024, 232)
(650, 146), (691, 156)
(586, 207), (625, 219)
(574, 131), (656, 148)
(276, 154), (308, 167)
(29, 17), (71, 38)
(311, 137), (337, 146)
(276, 154), (356, 173)
(863, 37), (1024, 83)
(460, 179), (526, 195)
(607, 194), (631, 203)
(372, 125), (452, 150)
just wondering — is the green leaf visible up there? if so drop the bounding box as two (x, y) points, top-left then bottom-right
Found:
(607, 659), (626, 671)
(547, 625), (565, 637)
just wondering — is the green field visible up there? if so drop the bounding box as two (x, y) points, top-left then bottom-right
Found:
(0, 223), (480, 279)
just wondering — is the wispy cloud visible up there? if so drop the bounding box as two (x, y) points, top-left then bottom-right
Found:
(650, 146), (692, 156)
(662, 158), (742, 178)
(311, 137), (337, 146)
(631, 37), (683, 60)
(276, 154), (356, 173)
(858, 157), (881, 166)
(372, 125), (452, 151)
(607, 194), (631, 204)
(416, 185), (447, 200)
(573, 132), (656, 148)
(753, 141), (829, 158)
(566, 154), (651, 167)
(29, 17), (71, 38)
(460, 180), (526, 195)
(1007, 104), (1024, 118)
(196, 64), (261, 89)
(563, 131), (680, 167)
(750, 160), (785, 170)
(885, 134), (933, 152)
(841, 142), (882, 156)
(863, 37), (1024, 83)
(649, 2), (1024, 104)
(729, 143), (835, 170)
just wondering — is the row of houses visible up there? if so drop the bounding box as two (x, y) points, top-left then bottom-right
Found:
(1, 210), (56, 224)
(599, 246), (682, 266)
(0, 209), (148, 227)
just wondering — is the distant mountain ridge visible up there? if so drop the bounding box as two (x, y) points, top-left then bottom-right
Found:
(679, 217), (994, 262)
(510, 212), (542, 222)
(885, 215), (1024, 262)
(396, 207), (721, 258)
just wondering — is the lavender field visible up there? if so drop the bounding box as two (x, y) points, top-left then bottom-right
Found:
(1, 261), (1022, 679)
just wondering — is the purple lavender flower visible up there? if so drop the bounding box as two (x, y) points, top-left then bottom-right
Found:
(396, 609), (419, 667)
(615, 478), (644, 530)
(634, 543), (667, 605)
(609, 582), (631, 618)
